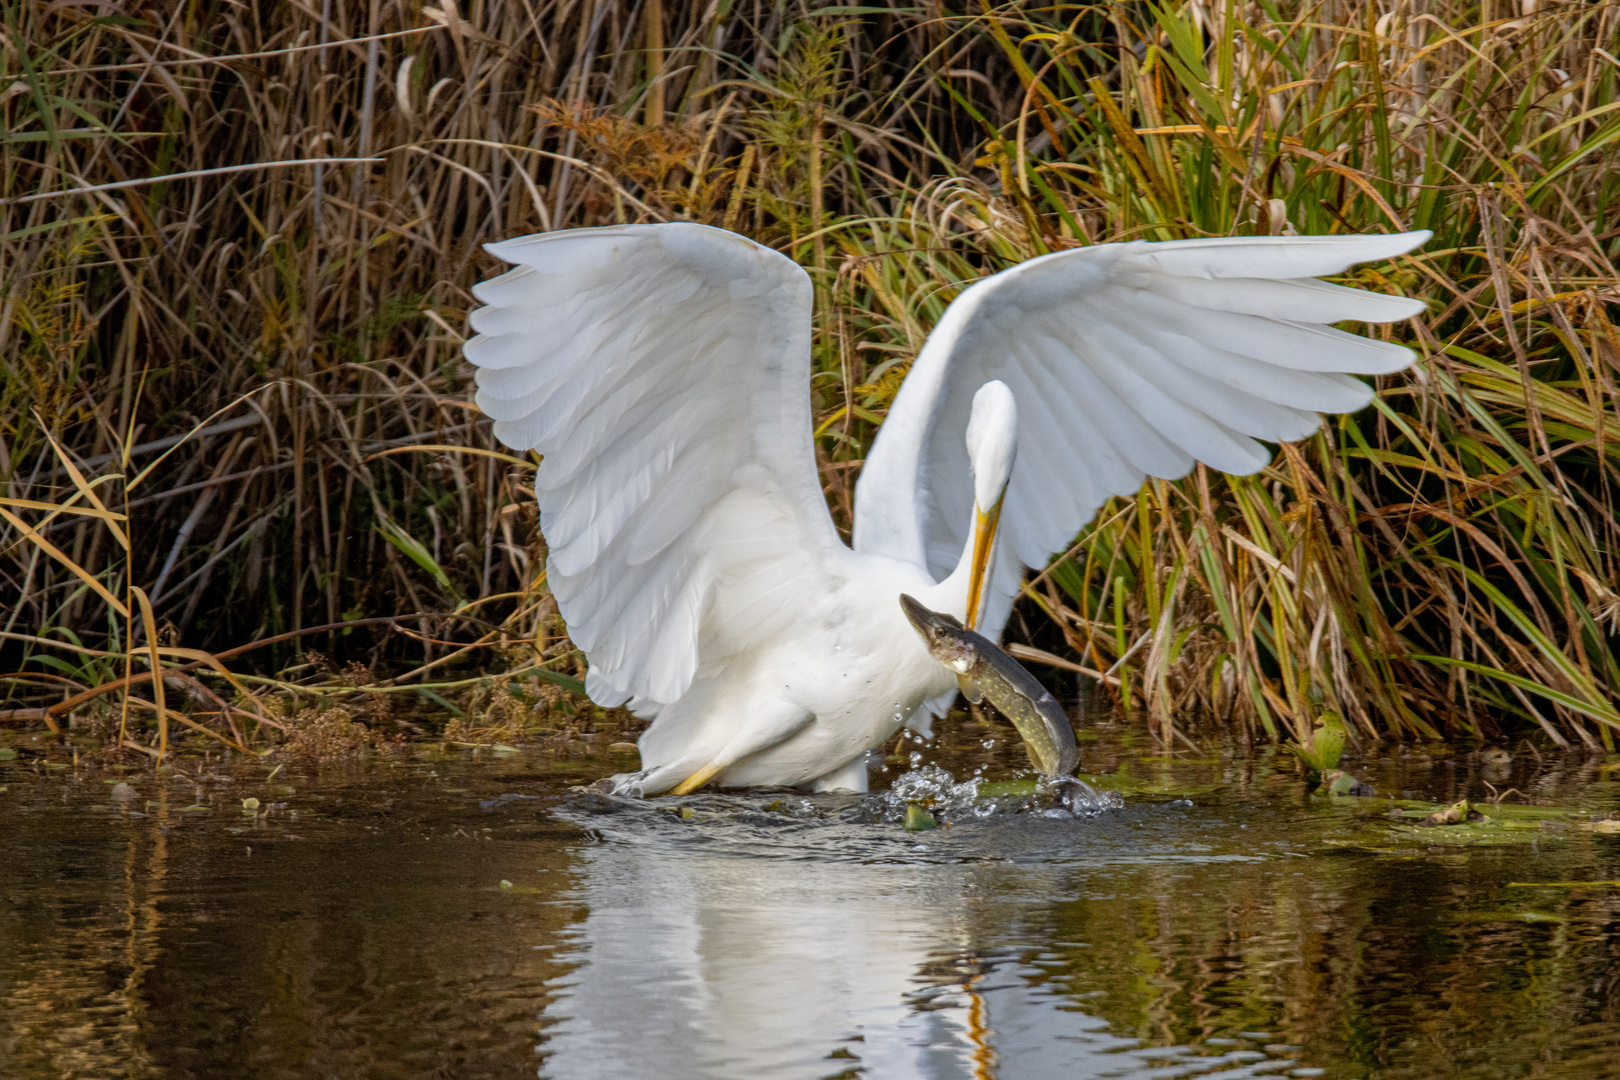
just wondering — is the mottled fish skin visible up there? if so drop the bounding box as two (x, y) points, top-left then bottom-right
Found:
(956, 642), (1079, 776)
(898, 594), (1080, 776)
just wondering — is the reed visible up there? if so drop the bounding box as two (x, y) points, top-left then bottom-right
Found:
(2, 0), (1616, 753)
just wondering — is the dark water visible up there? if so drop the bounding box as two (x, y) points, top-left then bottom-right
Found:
(2, 721), (1619, 1080)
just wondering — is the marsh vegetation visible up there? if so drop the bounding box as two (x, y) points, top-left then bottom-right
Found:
(3, 0), (1619, 759)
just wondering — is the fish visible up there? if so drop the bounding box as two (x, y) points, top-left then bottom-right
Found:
(899, 594), (1080, 776)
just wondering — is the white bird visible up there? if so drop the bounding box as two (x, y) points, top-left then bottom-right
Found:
(464, 223), (1427, 795)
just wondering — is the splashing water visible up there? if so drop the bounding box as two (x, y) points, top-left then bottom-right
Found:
(862, 765), (1123, 825)
(874, 765), (985, 822)
(1039, 775), (1125, 816)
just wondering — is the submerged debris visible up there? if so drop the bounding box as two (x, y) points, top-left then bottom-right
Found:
(1414, 799), (1486, 827)
(1321, 770), (1375, 797)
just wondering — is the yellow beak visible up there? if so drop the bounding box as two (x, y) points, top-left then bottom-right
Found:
(963, 494), (1003, 631)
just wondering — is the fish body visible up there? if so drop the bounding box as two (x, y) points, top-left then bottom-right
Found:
(899, 594), (1080, 776)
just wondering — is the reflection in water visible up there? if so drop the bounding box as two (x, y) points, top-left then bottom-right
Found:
(1, 737), (1619, 1080)
(543, 829), (1233, 1080)
(544, 843), (984, 1078)
(540, 796), (1311, 1080)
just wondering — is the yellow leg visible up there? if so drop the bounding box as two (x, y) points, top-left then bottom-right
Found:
(671, 762), (722, 796)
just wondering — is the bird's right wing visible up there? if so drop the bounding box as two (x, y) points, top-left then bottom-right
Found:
(464, 223), (843, 711)
(853, 231), (1430, 639)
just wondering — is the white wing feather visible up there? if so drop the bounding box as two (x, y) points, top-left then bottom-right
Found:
(853, 231), (1430, 639)
(465, 223), (842, 711)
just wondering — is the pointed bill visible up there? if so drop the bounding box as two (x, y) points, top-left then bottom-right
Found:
(963, 494), (1003, 631)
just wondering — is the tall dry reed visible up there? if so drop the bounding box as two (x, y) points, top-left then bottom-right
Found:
(2, 0), (1617, 752)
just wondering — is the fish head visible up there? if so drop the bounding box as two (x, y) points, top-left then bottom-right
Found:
(899, 594), (978, 674)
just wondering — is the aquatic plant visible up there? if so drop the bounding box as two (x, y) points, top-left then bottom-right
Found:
(2, 0), (1617, 754)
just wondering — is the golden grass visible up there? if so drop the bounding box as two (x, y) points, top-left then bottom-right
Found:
(2, 0), (1618, 755)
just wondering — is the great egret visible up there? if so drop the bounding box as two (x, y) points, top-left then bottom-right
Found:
(464, 223), (1427, 795)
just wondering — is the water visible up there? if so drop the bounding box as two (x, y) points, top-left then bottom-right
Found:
(2, 721), (1619, 1080)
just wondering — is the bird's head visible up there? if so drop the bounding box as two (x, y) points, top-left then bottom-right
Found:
(962, 380), (1017, 630)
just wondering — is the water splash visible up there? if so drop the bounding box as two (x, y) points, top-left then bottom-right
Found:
(862, 766), (1123, 825)
(1040, 775), (1126, 816)
(879, 765), (985, 822)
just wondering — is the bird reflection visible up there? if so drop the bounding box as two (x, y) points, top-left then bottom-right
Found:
(539, 839), (981, 1078)
(535, 813), (1145, 1080)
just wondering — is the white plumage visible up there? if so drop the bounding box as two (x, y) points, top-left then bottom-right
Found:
(464, 222), (1427, 795)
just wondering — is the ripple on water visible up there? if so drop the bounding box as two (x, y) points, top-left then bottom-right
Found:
(6, 733), (1620, 1080)
(554, 766), (1143, 867)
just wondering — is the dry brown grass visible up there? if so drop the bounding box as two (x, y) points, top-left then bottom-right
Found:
(3, 0), (1618, 755)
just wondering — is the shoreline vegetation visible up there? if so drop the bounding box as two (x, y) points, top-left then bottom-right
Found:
(2, 0), (1618, 765)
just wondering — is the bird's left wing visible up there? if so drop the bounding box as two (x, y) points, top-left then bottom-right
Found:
(853, 231), (1430, 639)
(464, 223), (842, 710)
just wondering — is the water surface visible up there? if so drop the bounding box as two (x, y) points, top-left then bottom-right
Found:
(2, 722), (1618, 1079)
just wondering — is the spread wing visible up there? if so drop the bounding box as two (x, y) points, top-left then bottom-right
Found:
(464, 223), (843, 710)
(852, 231), (1430, 639)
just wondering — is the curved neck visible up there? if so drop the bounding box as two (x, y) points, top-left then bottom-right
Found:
(917, 522), (987, 628)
